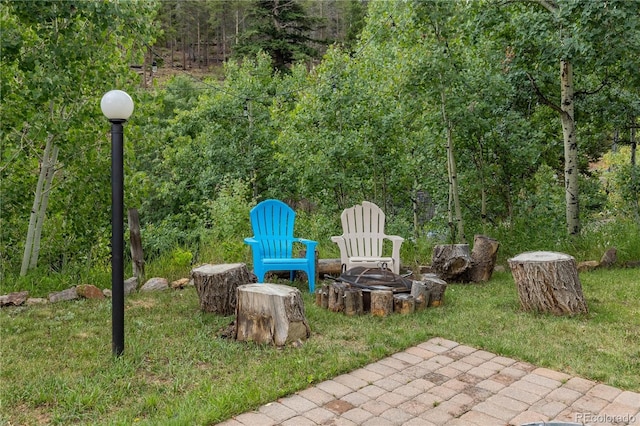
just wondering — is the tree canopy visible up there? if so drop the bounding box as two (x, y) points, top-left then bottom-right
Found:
(1, 0), (638, 277)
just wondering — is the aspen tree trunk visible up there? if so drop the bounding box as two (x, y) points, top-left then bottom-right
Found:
(560, 60), (580, 235)
(412, 181), (419, 240)
(29, 145), (58, 270)
(631, 125), (639, 223)
(21, 135), (54, 276)
(440, 89), (466, 244)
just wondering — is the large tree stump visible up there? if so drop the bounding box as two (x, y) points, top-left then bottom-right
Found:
(508, 251), (588, 315)
(235, 283), (311, 346)
(192, 263), (255, 315)
(466, 235), (500, 282)
(431, 244), (471, 282)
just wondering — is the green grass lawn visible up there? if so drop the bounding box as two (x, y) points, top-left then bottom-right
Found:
(1, 268), (638, 425)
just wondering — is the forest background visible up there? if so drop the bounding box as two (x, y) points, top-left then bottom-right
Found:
(1, 0), (639, 295)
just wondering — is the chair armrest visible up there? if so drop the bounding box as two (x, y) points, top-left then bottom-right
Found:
(384, 235), (404, 269)
(295, 237), (318, 249)
(385, 235), (404, 243)
(330, 236), (349, 268)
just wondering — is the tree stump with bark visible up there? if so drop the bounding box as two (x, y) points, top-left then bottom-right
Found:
(466, 235), (500, 282)
(393, 294), (415, 314)
(370, 289), (393, 317)
(419, 274), (448, 307)
(192, 263), (255, 315)
(328, 282), (348, 313)
(508, 251), (588, 315)
(410, 281), (430, 310)
(431, 244), (471, 282)
(344, 288), (364, 316)
(235, 283), (310, 346)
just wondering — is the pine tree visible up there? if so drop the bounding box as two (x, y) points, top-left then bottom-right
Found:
(234, 0), (325, 71)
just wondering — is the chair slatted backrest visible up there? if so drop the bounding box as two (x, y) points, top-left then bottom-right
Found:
(250, 199), (295, 259)
(341, 201), (386, 258)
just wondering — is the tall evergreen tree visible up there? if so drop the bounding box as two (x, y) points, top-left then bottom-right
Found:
(234, 0), (325, 71)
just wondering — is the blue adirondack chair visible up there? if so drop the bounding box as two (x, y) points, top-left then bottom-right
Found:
(244, 199), (318, 292)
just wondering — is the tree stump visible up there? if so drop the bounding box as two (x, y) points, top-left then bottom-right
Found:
(328, 282), (348, 312)
(466, 235), (500, 282)
(315, 284), (330, 309)
(344, 288), (364, 316)
(508, 251), (588, 315)
(370, 289), (393, 317)
(393, 294), (415, 314)
(235, 283), (310, 346)
(410, 281), (430, 311)
(192, 263), (255, 315)
(419, 274), (448, 307)
(431, 244), (471, 282)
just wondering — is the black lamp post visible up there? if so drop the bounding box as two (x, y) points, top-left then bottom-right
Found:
(100, 90), (134, 357)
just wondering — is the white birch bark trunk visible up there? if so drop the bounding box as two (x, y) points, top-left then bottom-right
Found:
(29, 145), (58, 269)
(441, 89), (466, 244)
(21, 135), (54, 276)
(560, 60), (580, 235)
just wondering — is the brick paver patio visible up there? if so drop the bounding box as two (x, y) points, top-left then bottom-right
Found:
(218, 337), (640, 426)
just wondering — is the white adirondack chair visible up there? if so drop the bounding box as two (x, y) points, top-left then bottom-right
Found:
(331, 201), (404, 274)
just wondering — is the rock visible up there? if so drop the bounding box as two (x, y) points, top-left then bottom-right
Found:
(140, 277), (169, 292)
(494, 265), (506, 273)
(103, 288), (112, 298)
(171, 278), (191, 289)
(577, 260), (600, 272)
(49, 287), (78, 303)
(124, 277), (138, 295)
(76, 284), (105, 299)
(26, 297), (48, 305)
(0, 291), (29, 307)
(600, 247), (617, 268)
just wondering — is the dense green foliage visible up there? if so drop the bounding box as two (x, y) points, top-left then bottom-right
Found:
(1, 0), (639, 289)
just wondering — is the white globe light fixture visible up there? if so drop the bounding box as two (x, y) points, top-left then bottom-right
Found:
(101, 89), (134, 357)
(101, 90), (134, 121)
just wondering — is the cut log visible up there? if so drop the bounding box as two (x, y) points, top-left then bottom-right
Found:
(318, 258), (343, 277)
(419, 274), (447, 307)
(508, 251), (588, 315)
(466, 235), (499, 282)
(328, 282), (347, 312)
(192, 263), (255, 315)
(235, 283), (310, 346)
(344, 288), (364, 316)
(370, 289), (393, 317)
(393, 294), (415, 314)
(599, 247), (617, 268)
(410, 281), (430, 311)
(431, 244), (471, 282)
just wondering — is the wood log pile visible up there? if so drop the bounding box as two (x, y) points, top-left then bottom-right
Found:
(316, 275), (447, 317)
(430, 235), (500, 283)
